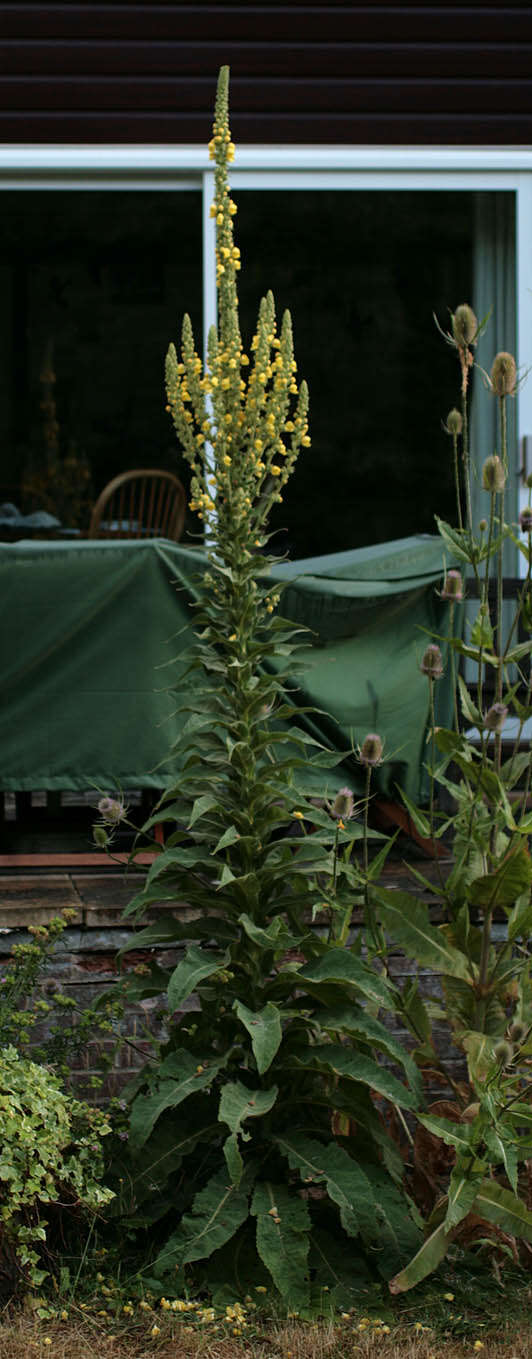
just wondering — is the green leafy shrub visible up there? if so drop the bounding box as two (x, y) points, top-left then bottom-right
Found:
(0, 1045), (113, 1295)
(366, 309), (532, 1289)
(107, 68), (424, 1315)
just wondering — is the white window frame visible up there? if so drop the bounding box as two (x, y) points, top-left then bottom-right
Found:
(2, 143), (532, 513)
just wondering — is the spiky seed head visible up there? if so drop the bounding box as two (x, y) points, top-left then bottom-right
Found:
(331, 787), (355, 820)
(441, 569), (464, 601)
(508, 1020), (527, 1044)
(451, 304), (477, 348)
(479, 518), (488, 532)
(494, 1039), (514, 1067)
(98, 796), (126, 824)
(420, 643), (443, 679)
(519, 507), (532, 534)
(490, 351), (517, 397)
(445, 408), (463, 436)
(484, 703), (508, 733)
(359, 734), (383, 767)
(482, 454), (506, 493)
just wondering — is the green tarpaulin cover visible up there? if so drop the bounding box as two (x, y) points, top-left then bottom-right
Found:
(0, 534), (452, 800)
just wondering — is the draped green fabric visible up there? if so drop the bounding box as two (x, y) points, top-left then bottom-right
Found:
(0, 535), (453, 801)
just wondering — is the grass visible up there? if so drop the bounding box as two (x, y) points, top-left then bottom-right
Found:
(1, 1259), (531, 1359)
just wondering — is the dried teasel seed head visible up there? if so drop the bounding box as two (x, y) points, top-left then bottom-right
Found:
(482, 454), (506, 493)
(331, 786), (355, 820)
(494, 1039), (514, 1067)
(519, 507), (532, 534)
(508, 1020), (527, 1044)
(490, 351), (517, 397)
(359, 733), (383, 767)
(484, 702), (508, 733)
(420, 643), (443, 680)
(441, 569), (464, 602)
(451, 303), (477, 348)
(444, 408), (463, 436)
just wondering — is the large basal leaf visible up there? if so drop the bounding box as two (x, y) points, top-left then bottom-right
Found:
(318, 1005), (423, 1105)
(276, 1133), (371, 1238)
(472, 1179), (532, 1243)
(129, 1052), (224, 1151)
(234, 1000), (283, 1074)
(297, 951), (393, 1008)
(238, 911), (302, 953)
(388, 1218), (453, 1293)
(218, 1080), (278, 1134)
(469, 844), (532, 912)
(444, 1169), (480, 1231)
(126, 1119), (219, 1211)
(154, 1165), (255, 1275)
(374, 888), (470, 980)
(251, 1180), (311, 1312)
(167, 944), (230, 1013)
(294, 1045), (417, 1110)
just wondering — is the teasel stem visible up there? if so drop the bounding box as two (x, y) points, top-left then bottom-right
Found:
(449, 602), (460, 734)
(452, 430), (464, 531)
(461, 367), (473, 537)
(494, 393), (507, 776)
(362, 764), (381, 955)
(427, 678), (446, 892)
(477, 489), (496, 718)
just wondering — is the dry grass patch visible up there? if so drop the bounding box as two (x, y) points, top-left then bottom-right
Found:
(0, 1312), (531, 1359)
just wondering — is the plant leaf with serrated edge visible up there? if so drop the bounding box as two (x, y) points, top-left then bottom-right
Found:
(374, 888), (470, 979)
(417, 1115), (473, 1154)
(469, 844), (532, 911)
(457, 674), (482, 727)
(251, 1180), (311, 1312)
(388, 1218), (453, 1293)
(472, 1179), (532, 1243)
(234, 1000), (283, 1074)
(213, 824), (240, 854)
(119, 915), (239, 956)
(167, 944), (230, 1013)
(317, 1006), (423, 1104)
(297, 951), (393, 1008)
(153, 1164), (255, 1275)
(129, 1052), (224, 1151)
(294, 1045), (417, 1110)
(218, 1080), (278, 1134)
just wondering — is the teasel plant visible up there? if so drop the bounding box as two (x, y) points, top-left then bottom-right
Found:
(369, 307), (532, 1290)
(106, 67), (424, 1314)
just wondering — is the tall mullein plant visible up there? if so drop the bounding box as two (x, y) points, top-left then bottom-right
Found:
(372, 307), (532, 1293)
(113, 68), (423, 1313)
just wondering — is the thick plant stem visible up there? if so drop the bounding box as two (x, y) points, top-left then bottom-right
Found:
(453, 430), (463, 530)
(461, 372), (473, 537)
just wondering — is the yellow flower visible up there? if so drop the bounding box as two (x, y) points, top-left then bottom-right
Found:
(444, 1292), (454, 1301)
(229, 634), (237, 642)
(292, 811), (304, 819)
(60, 1311), (68, 1321)
(255, 1285), (267, 1293)
(150, 1324), (161, 1336)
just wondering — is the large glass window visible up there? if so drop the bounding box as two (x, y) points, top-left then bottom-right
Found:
(0, 190), (201, 530)
(236, 191), (474, 559)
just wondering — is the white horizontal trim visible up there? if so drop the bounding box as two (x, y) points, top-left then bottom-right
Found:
(0, 144), (532, 180)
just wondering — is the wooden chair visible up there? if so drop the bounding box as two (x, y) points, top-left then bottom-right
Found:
(88, 468), (186, 541)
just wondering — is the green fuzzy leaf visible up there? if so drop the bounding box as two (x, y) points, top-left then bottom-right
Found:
(295, 1045), (417, 1110)
(317, 1005), (423, 1104)
(398, 788), (431, 838)
(276, 1133), (370, 1238)
(213, 824), (241, 854)
(374, 888), (470, 979)
(484, 1129), (519, 1192)
(457, 674), (483, 727)
(234, 1000), (283, 1074)
(388, 1218), (453, 1293)
(298, 951), (393, 1008)
(167, 944), (230, 1013)
(469, 608), (494, 649)
(154, 1165), (255, 1274)
(188, 794), (219, 828)
(223, 1133), (244, 1185)
(251, 1180), (311, 1311)
(218, 1079), (278, 1134)
(507, 892), (532, 941)
(238, 912), (301, 952)
(469, 845), (532, 911)
(129, 1052), (223, 1151)
(472, 1179), (532, 1243)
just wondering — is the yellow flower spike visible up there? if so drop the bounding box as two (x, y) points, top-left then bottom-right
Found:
(150, 1324), (161, 1336)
